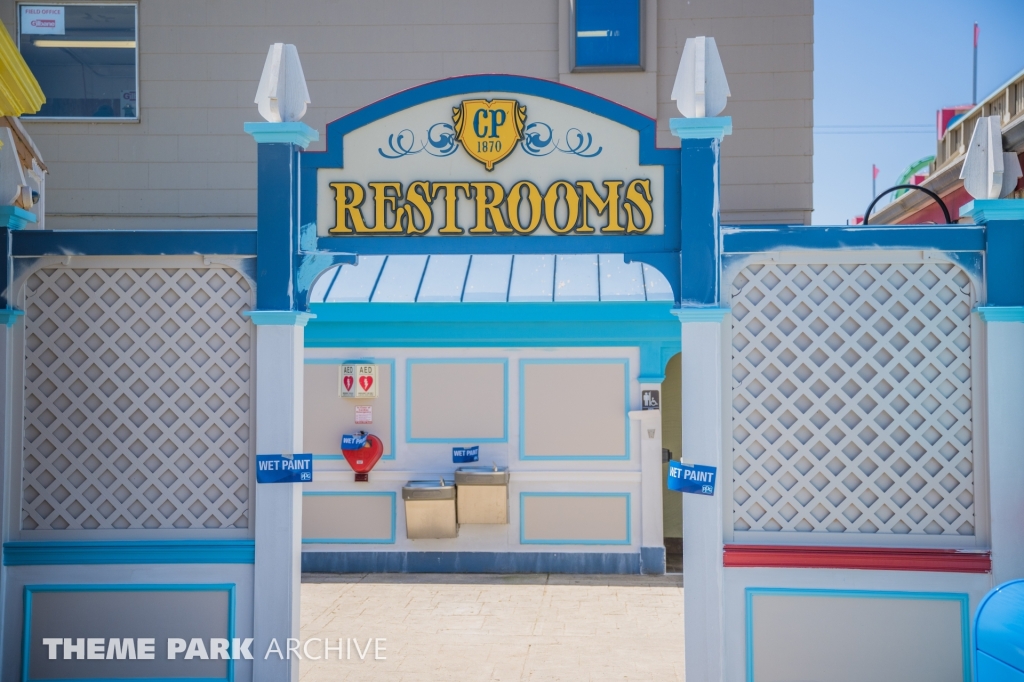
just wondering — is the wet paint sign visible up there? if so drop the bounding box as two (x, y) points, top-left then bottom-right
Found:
(666, 461), (716, 495)
(256, 454), (313, 483)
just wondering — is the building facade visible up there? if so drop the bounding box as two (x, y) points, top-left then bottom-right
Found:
(2, 0), (814, 229)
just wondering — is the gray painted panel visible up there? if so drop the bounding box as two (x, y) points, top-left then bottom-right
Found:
(27, 588), (230, 680)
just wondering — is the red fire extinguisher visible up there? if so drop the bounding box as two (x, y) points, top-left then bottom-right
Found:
(341, 431), (384, 482)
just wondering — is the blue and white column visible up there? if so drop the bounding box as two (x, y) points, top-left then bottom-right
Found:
(965, 199), (1024, 587)
(671, 116), (732, 682)
(244, 122), (318, 682)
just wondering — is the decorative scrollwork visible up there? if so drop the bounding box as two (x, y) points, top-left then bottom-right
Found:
(378, 123), (459, 159)
(520, 122), (603, 158)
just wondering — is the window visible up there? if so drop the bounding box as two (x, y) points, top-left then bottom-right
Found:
(572, 0), (643, 72)
(18, 3), (138, 119)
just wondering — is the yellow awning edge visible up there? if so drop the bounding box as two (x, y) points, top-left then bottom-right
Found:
(0, 22), (45, 116)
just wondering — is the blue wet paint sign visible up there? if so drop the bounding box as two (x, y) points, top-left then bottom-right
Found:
(341, 432), (368, 450)
(667, 461), (716, 495)
(453, 446), (479, 463)
(256, 454), (313, 483)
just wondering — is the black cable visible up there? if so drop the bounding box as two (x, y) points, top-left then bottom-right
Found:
(863, 185), (952, 225)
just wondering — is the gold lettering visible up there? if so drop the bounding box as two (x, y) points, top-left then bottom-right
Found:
(543, 181), (579, 234)
(432, 182), (472, 234)
(577, 180), (624, 233)
(507, 181), (542, 234)
(329, 182), (368, 234)
(624, 179), (654, 233)
(470, 182), (512, 234)
(404, 181), (434, 235)
(366, 182), (404, 234)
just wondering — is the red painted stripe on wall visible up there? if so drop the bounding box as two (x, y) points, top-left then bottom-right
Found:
(723, 544), (991, 573)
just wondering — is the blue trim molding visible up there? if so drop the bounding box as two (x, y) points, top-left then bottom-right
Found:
(744, 587), (971, 682)
(520, 492), (632, 544)
(302, 551), (642, 574)
(722, 224), (986, 253)
(301, 491), (397, 544)
(11, 229), (257, 257)
(3, 540), (255, 565)
(243, 310), (316, 326)
(0, 308), (24, 327)
(669, 116), (733, 140)
(406, 358), (509, 443)
(519, 359), (630, 460)
(975, 306), (1024, 322)
(0, 206), (36, 229)
(22, 583), (237, 682)
(672, 306), (730, 322)
(960, 199), (1024, 223)
(244, 121), (319, 148)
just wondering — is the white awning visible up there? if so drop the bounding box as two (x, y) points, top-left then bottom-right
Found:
(310, 254), (674, 303)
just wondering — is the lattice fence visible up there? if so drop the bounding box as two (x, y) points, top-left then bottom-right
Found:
(21, 267), (253, 531)
(731, 261), (974, 536)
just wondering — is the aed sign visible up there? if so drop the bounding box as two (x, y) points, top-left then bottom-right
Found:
(339, 363), (378, 398)
(666, 461), (716, 496)
(256, 454), (313, 483)
(316, 91), (664, 238)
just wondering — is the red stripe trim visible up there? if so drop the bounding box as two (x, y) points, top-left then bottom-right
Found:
(723, 545), (991, 573)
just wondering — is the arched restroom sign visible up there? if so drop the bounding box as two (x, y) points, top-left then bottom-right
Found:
(290, 75), (685, 306)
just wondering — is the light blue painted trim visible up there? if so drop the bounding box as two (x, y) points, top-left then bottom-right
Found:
(3, 540), (254, 566)
(301, 491), (397, 544)
(406, 358), (509, 443)
(0, 309), (24, 327)
(974, 306), (1024, 322)
(519, 492), (632, 545)
(0, 206), (36, 229)
(243, 310), (316, 326)
(519, 358), (631, 460)
(672, 306), (730, 322)
(22, 583), (236, 682)
(637, 374), (665, 384)
(304, 358), (396, 459)
(243, 121), (319, 149)
(744, 587), (971, 682)
(960, 199), (1024, 223)
(669, 116), (733, 140)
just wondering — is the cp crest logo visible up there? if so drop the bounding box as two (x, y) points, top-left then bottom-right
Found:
(452, 99), (526, 170)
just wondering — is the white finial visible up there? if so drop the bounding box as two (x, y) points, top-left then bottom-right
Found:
(671, 36), (731, 118)
(961, 115), (1022, 199)
(255, 43), (310, 123)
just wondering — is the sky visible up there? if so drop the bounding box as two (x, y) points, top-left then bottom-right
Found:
(813, 0), (1024, 224)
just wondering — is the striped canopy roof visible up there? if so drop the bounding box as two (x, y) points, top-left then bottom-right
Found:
(310, 254), (674, 304)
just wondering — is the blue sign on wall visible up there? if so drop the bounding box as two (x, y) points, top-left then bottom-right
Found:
(453, 446), (479, 463)
(256, 453), (313, 483)
(667, 460), (716, 495)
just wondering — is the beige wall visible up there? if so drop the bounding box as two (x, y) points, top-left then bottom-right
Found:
(3, 0), (812, 228)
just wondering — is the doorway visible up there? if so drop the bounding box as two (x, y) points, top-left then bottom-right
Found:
(661, 353), (682, 573)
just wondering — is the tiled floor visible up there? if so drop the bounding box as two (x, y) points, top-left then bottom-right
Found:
(300, 573), (685, 681)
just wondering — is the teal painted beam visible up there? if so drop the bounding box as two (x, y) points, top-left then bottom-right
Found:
(305, 301), (682, 382)
(3, 540), (255, 565)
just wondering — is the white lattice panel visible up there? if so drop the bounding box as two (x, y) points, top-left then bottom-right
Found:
(22, 267), (253, 531)
(731, 262), (974, 536)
